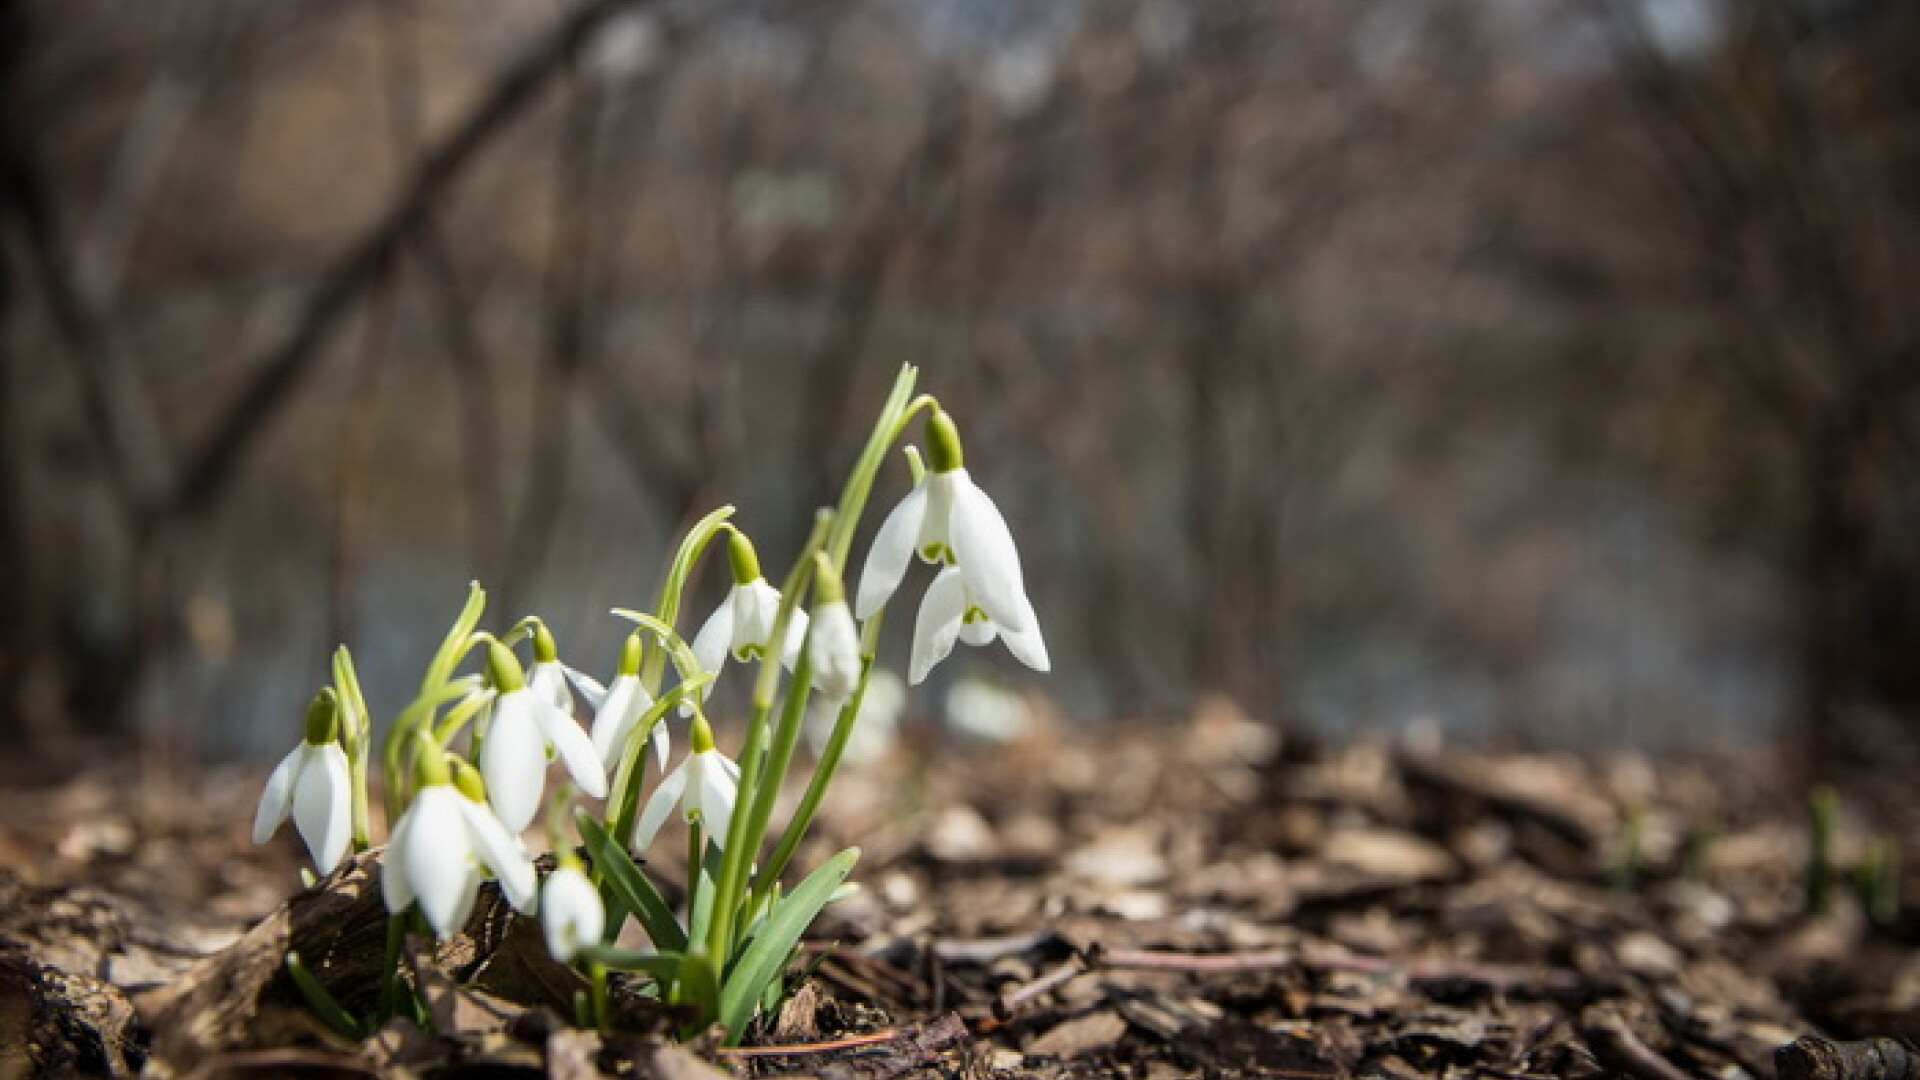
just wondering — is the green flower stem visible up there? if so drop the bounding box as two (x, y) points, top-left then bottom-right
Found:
(641, 505), (736, 694)
(760, 651), (876, 896)
(332, 648), (374, 851)
(825, 365), (928, 571)
(708, 515), (831, 961)
(739, 647), (814, 907)
(424, 583), (488, 695)
(379, 674), (485, 825)
(378, 909), (407, 1022)
(606, 610), (707, 844)
(602, 674), (712, 862)
(588, 958), (610, 1032)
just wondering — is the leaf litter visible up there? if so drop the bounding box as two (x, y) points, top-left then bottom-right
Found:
(2, 700), (1915, 1079)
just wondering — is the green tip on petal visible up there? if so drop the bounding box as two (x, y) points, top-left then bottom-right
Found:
(452, 759), (487, 802)
(926, 407), (964, 473)
(726, 527), (762, 585)
(413, 733), (453, 789)
(532, 621), (559, 664)
(618, 631), (645, 677)
(812, 552), (845, 606)
(303, 687), (341, 745)
(689, 711), (717, 754)
(486, 639), (526, 694)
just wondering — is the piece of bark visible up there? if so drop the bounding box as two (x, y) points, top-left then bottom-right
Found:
(1777, 1037), (1920, 1080)
(0, 940), (139, 1079)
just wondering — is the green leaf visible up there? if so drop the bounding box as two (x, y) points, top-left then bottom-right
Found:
(285, 951), (363, 1039)
(576, 945), (685, 982)
(716, 847), (859, 1044)
(676, 949), (721, 1036)
(578, 813), (686, 953)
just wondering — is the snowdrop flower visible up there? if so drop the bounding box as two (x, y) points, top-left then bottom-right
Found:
(910, 566), (1049, 684)
(563, 630), (670, 772)
(691, 528), (807, 686)
(539, 860), (605, 961)
(856, 408), (1037, 644)
(526, 621), (579, 725)
(253, 688), (355, 875)
(808, 554), (863, 702)
(480, 640), (607, 835)
(382, 749), (537, 937)
(631, 712), (740, 852)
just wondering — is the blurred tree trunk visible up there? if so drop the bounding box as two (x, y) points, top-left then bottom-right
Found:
(1607, 0), (1920, 786)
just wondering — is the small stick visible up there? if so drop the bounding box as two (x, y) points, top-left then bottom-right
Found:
(993, 956), (1087, 1020)
(719, 1030), (907, 1057)
(1583, 1008), (1696, 1080)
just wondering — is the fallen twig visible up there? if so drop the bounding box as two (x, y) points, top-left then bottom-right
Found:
(1583, 1007), (1696, 1080)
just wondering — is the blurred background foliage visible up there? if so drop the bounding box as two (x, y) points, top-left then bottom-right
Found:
(1, 0), (1916, 787)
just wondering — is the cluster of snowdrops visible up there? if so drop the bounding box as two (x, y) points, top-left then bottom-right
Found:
(249, 366), (1047, 1041)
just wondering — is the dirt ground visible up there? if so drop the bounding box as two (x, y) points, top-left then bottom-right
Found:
(3, 703), (1916, 1079)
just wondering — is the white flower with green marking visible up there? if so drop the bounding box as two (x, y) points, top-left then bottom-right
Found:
(253, 688), (354, 874)
(479, 640), (606, 835)
(539, 863), (605, 961)
(631, 713), (740, 852)
(382, 758), (536, 938)
(910, 566), (1049, 684)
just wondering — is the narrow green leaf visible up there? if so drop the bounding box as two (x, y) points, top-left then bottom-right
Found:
(578, 813), (687, 952)
(576, 945), (685, 981)
(716, 847), (859, 1044)
(285, 951), (363, 1039)
(676, 949), (721, 1036)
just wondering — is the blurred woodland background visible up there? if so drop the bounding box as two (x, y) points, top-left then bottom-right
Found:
(1, 0), (1916, 789)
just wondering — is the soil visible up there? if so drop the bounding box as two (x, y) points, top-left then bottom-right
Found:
(3, 701), (1916, 1079)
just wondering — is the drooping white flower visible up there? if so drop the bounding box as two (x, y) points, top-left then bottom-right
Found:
(809, 599), (862, 700)
(253, 689), (355, 874)
(808, 554), (864, 702)
(539, 863), (605, 961)
(856, 409), (1034, 640)
(690, 529), (807, 685)
(909, 566), (1050, 685)
(479, 641), (607, 835)
(382, 769), (537, 937)
(565, 655), (670, 773)
(630, 714), (741, 852)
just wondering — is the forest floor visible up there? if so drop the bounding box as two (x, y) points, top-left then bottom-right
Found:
(3, 702), (1916, 1079)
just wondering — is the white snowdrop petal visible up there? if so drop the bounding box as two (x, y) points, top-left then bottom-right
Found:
(999, 605), (1051, 673)
(779, 607), (809, 671)
(561, 664), (609, 709)
(630, 761), (689, 852)
(733, 579), (784, 655)
(690, 601), (735, 683)
(948, 474), (1032, 633)
(541, 867), (605, 960)
(295, 742), (354, 874)
(531, 662), (574, 719)
(404, 789), (476, 936)
(252, 747), (301, 845)
(856, 480), (929, 619)
(542, 702), (608, 800)
(481, 691), (548, 835)
(910, 568), (969, 685)
(809, 600), (862, 700)
(691, 754), (737, 848)
(381, 804), (417, 914)
(457, 796), (537, 912)
(590, 676), (644, 768)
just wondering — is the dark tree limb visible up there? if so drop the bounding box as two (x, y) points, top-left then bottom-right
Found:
(165, 0), (647, 524)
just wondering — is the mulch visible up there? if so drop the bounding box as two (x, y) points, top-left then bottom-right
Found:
(2, 700), (1915, 1079)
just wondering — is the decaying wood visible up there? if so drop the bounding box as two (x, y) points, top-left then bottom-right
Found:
(1778, 1037), (1920, 1080)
